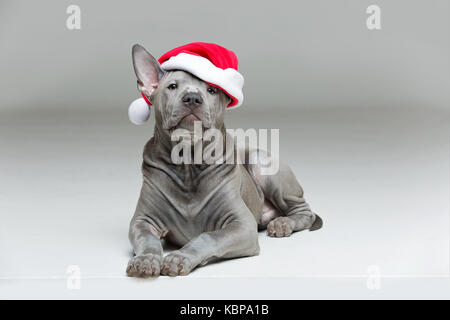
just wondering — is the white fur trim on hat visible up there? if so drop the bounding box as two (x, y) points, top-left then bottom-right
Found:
(128, 98), (150, 125)
(160, 53), (244, 109)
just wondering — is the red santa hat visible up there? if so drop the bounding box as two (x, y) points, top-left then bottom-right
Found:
(128, 42), (244, 125)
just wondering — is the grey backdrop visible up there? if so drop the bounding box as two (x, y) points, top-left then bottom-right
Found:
(1, 0), (448, 111)
(0, 0), (449, 299)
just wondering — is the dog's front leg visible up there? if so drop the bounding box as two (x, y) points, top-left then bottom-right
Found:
(127, 217), (163, 278)
(161, 210), (259, 276)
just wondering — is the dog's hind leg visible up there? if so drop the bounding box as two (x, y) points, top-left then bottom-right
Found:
(257, 198), (280, 230)
(246, 150), (323, 237)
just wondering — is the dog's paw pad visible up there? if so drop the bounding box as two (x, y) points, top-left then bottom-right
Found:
(267, 217), (295, 237)
(161, 251), (195, 276)
(126, 253), (161, 278)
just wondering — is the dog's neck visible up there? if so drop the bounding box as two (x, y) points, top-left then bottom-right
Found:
(142, 122), (237, 189)
(154, 121), (226, 150)
(152, 121), (234, 158)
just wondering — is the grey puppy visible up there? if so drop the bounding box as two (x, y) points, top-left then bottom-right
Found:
(126, 44), (323, 277)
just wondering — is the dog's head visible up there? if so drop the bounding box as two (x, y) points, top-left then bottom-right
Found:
(132, 44), (231, 133)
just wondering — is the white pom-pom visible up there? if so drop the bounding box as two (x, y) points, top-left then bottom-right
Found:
(128, 98), (150, 125)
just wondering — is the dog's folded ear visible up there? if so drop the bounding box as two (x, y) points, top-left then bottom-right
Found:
(132, 44), (165, 98)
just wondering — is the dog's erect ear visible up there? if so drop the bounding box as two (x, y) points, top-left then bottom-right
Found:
(132, 44), (165, 97)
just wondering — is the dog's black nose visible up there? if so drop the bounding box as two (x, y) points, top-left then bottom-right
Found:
(182, 92), (203, 108)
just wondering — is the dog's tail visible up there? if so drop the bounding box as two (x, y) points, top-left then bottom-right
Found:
(310, 213), (323, 231)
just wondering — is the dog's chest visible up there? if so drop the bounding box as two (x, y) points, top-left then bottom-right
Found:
(168, 182), (224, 220)
(143, 162), (243, 242)
(163, 189), (228, 245)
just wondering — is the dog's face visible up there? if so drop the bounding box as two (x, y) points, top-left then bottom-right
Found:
(132, 45), (231, 132)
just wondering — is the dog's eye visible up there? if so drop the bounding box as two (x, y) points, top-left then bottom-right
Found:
(167, 83), (177, 90)
(207, 87), (218, 95)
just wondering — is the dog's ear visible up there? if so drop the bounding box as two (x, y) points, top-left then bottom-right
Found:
(132, 44), (165, 98)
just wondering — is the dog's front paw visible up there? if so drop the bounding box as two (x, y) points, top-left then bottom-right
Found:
(126, 253), (161, 278)
(161, 251), (196, 277)
(267, 216), (296, 237)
